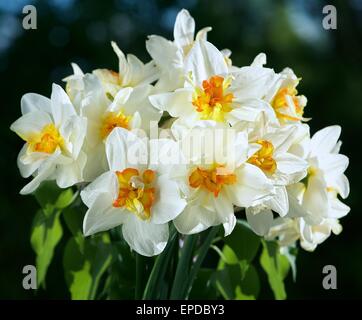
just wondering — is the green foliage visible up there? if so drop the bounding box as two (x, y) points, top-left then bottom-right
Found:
(30, 181), (77, 288)
(63, 233), (112, 300)
(30, 209), (63, 288)
(214, 245), (260, 300)
(260, 240), (289, 300)
(224, 220), (261, 262)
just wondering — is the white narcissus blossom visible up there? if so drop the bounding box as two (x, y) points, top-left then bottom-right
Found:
(146, 9), (214, 92)
(244, 123), (308, 236)
(264, 67), (309, 125)
(149, 40), (273, 130)
(75, 74), (161, 181)
(267, 125), (350, 251)
(10, 84), (87, 194)
(64, 42), (159, 104)
(81, 128), (187, 256)
(173, 122), (273, 236)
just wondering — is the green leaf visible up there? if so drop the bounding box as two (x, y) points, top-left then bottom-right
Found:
(224, 220), (261, 263)
(260, 240), (288, 300)
(214, 245), (260, 300)
(55, 188), (77, 209)
(235, 265), (260, 300)
(214, 264), (242, 299)
(30, 185), (77, 287)
(30, 209), (63, 287)
(63, 233), (112, 300)
(63, 206), (85, 248)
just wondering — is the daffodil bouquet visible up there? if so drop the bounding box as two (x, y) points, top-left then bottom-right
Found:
(11, 9), (350, 300)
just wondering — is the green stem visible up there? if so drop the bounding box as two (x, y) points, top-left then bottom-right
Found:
(170, 234), (198, 299)
(135, 253), (145, 299)
(184, 226), (221, 299)
(142, 225), (178, 299)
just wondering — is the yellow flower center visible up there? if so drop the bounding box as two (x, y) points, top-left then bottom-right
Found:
(271, 85), (303, 122)
(189, 164), (236, 197)
(192, 75), (234, 122)
(248, 140), (277, 174)
(28, 124), (64, 154)
(100, 111), (132, 140)
(113, 168), (156, 220)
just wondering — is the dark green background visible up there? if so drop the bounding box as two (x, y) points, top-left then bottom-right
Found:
(0, 0), (361, 299)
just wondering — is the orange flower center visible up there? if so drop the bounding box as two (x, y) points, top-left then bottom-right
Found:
(192, 75), (234, 122)
(248, 140), (277, 174)
(189, 164), (236, 197)
(271, 85), (304, 122)
(28, 124), (64, 154)
(113, 168), (156, 220)
(100, 111), (131, 140)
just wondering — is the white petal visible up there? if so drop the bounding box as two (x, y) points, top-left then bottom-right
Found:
(122, 216), (169, 256)
(267, 186), (289, 217)
(185, 40), (228, 85)
(173, 9), (195, 48)
(246, 208), (273, 236)
(10, 110), (52, 141)
(105, 127), (148, 171)
(148, 89), (194, 118)
(81, 171), (118, 207)
(20, 150), (60, 195)
(83, 193), (126, 236)
(223, 214), (236, 236)
(334, 174), (350, 199)
(56, 151), (87, 188)
(51, 83), (76, 126)
(319, 154), (349, 177)
(17, 144), (44, 178)
(275, 153), (308, 175)
(226, 163), (272, 207)
(329, 197), (350, 219)
(108, 87), (133, 113)
(150, 174), (187, 224)
(310, 125), (341, 157)
(173, 202), (218, 235)
(21, 93), (51, 115)
(59, 115), (87, 159)
(302, 175), (328, 223)
(146, 35), (182, 70)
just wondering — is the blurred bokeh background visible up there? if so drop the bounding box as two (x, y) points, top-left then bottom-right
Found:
(0, 0), (361, 299)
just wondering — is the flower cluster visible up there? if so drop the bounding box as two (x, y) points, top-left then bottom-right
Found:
(11, 9), (350, 256)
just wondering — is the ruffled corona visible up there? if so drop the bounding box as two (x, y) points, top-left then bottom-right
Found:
(28, 123), (64, 154)
(189, 164), (237, 197)
(192, 76), (234, 122)
(248, 140), (277, 175)
(113, 168), (156, 220)
(100, 111), (132, 139)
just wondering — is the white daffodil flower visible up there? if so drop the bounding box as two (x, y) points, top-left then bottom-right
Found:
(173, 122), (273, 236)
(74, 74), (162, 181)
(267, 125), (350, 251)
(64, 42), (159, 103)
(149, 40), (273, 130)
(81, 127), (187, 256)
(244, 122), (308, 236)
(10, 84), (87, 194)
(146, 9), (215, 92)
(288, 125), (350, 224)
(264, 67), (309, 125)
